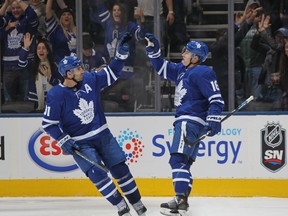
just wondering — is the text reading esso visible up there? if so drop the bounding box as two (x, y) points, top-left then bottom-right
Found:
(28, 129), (78, 172)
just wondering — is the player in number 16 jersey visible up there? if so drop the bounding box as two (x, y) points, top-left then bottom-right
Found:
(145, 33), (224, 216)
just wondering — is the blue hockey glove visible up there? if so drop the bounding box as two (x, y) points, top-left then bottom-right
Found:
(115, 32), (132, 61)
(57, 134), (80, 155)
(145, 33), (160, 58)
(203, 115), (222, 137)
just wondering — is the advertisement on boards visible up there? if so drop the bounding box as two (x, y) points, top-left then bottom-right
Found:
(0, 115), (287, 179)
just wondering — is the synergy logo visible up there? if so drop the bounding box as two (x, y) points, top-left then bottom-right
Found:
(260, 122), (286, 172)
(28, 128), (78, 172)
(152, 128), (242, 164)
(117, 128), (145, 165)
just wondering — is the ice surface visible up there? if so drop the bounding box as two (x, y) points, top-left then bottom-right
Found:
(0, 197), (287, 216)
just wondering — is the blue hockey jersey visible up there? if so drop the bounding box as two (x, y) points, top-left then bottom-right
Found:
(83, 48), (107, 72)
(42, 59), (124, 141)
(149, 56), (224, 125)
(0, 6), (38, 66)
(45, 15), (76, 64)
(90, 0), (144, 79)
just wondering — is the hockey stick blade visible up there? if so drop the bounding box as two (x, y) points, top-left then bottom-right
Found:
(74, 150), (109, 173)
(184, 96), (254, 147)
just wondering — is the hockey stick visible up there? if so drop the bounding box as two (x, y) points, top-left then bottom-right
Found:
(184, 95), (254, 147)
(74, 150), (109, 173)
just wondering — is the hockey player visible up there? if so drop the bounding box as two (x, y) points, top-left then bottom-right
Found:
(145, 33), (224, 216)
(42, 32), (147, 216)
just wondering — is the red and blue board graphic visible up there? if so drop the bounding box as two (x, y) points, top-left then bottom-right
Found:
(116, 128), (145, 165)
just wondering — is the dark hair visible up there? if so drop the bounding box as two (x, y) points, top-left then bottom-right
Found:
(31, 39), (57, 78)
(58, 7), (75, 19)
(112, 2), (128, 28)
(83, 33), (94, 49)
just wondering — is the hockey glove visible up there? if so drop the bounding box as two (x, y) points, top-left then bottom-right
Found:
(145, 33), (161, 58)
(57, 134), (80, 155)
(203, 115), (222, 137)
(115, 32), (132, 61)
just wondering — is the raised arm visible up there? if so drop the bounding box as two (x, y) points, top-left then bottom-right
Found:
(18, 32), (33, 68)
(0, 0), (11, 16)
(45, 0), (53, 20)
(56, 0), (67, 9)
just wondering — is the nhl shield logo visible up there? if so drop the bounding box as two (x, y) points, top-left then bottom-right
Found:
(260, 122), (286, 172)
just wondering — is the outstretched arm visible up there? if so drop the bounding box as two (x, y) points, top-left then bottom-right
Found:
(18, 32), (33, 68)
(0, 0), (10, 16)
(45, 0), (53, 20)
(56, 0), (67, 9)
(95, 32), (132, 89)
(145, 33), (179, 81)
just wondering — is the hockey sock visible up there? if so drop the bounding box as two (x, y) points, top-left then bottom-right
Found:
(87, 166), (122, 205)
(116, 198), (129, 212)
(110, 161), (141, 204)
(169, 153), (192, 196)
(132, 200), (145, 212)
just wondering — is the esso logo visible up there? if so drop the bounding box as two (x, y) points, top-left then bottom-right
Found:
(28, 129), (78, 172)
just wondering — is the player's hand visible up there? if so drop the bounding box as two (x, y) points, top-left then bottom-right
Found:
(115, 32), (132, 61)
(145, 33), (160, 57)
(203, 115), (222, 137)
(57, 134), (80, 155)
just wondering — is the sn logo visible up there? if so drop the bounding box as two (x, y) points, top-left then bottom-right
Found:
(264, 150), (283, 161)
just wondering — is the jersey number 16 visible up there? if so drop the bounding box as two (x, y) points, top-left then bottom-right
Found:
(210, 80), (220, 92)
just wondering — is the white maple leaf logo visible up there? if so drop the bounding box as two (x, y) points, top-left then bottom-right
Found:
(174, 80), (187, 107)
(107, 38), (117, 58)
(73, 98), (94, 124)
(8, 29), (22, 50)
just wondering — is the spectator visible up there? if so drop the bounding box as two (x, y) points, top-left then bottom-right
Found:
(90, 0), (144, 68)
(167, 0), (189, 52)
(137, 0), (174, 53)
(82, 32), (107, 72)
(251, 15), (288, 110)
(28, 38), (63, 112)
(0, 0), (38, 103)
(210, 4), (258, 110)
(89, 0), (145, 111)
(45, 0), (76, 64)
(53, 0), (91, 33)
(108, 0), (138, 22)
(258, 0), (282, 35)
(240, 0), (265, 105)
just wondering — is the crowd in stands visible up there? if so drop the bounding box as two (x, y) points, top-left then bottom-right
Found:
(1, 0), (288, 113)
